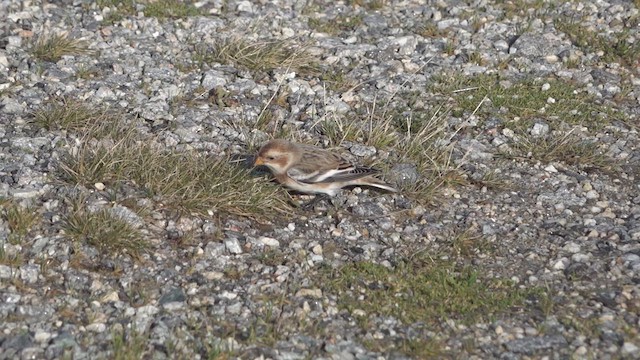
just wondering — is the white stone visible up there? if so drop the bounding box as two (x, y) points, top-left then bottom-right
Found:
(86, 323), (107, 333)
(571, 253), (591, 263)
(622, 342), (639, 355)
(563, 242), (581, 253)
(220, 291), (237, 300)
(224, 237), (242, 254)
(585, 190), (599, 199)
(259, 236), (280, 247)
(34, 330), (52, 342)
(553, 257), (569, 270)
(102, 291), (120, 302)
(295, 288), (322, 298)
(0, 265), (13, 279)
(236, 1), (254, 12)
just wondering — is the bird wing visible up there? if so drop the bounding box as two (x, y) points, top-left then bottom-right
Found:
(287, 146), (356, 182)
(289, 162), (381, 184)
(314, 166), (381, 183)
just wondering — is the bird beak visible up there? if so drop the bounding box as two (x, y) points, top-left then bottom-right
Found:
(253, 157), (264, 166)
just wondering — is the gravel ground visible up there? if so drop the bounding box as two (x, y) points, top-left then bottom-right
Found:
(1, 0), (640, 359)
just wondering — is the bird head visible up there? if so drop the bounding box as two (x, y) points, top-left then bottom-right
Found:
(253, 140), (297, 174)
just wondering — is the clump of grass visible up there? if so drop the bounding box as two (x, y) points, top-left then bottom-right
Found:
(32, 97), (108, 132)
(111, 326), (149, 360)
(0, 246), (23, 267)
(195, 38), (320, 76)
(75, 64), (101, 80)
(430, 74), (625, 130)
(316, 100), (399, 149)
(319, 113), (397, 149)
(31, 33), (91, 62)
(1, 199), (39, 245)
(143, 0), (202, 19)
(504, 129), (616, 171)
(319, 116), (363, 147)
(64, 201), (148, 259)
(450, 226), (492, 257)
(57, 117), (290, 219)
(391, 106), (464, 199)
(416, 23), (450, 38)
(313, 92), (458, 202)
(320, 69), (360, 93)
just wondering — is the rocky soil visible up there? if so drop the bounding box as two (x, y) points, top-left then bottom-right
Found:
(1, 0), (639, 359)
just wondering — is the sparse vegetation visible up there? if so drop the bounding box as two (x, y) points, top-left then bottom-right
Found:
(320, 69), (360, 93)
(308, 14), (364, 35)
(143, 0), (202, 19)
(30, 98), (291, 220)
(504, 129), (616, 171)
(430, 73), (625, 130)
(75, 64), (101, 80)
(1, 199), (39, 245)
(57, 125), (290, 219)
(555, 17), (640, 69)
(450, 226), (492, 257)
(313, 254), (535, 357)
(63, 197), (148, 259)
(31, 33), (92, 62)
(32, 97), (106, 132)
(416, 23), (451, 38)
(98, 0), (201, 23)
(97, 0), (136, 24)
(0, 245), (23, 267)
(195, 38), (320, 76)
(347, 0), (386, 10)
(111, 327), (149, 360)
(393, 106), (465, 199)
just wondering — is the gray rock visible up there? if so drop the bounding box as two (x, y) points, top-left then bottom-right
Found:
(1, 97), (24, 114)
(201, 70), (227, 89)
(0, 265), (13, 279)
(349, 144), (376, 157)
(2, 332), (34, 351)
(224, 236), (243, 254)
(458, 139), (493, 160)
(19, 264), (39, 284)
(351, 201), (385, 217)
(388, 163), (419, 187)
(530, 122), (549, 137)
(159, 287), (186, 305)
(504, 335), (568, 354)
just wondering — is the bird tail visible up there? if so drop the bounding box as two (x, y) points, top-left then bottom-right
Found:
(356, 176), (398, 193)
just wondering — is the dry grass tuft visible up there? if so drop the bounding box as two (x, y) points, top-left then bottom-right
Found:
(31, 33), (92, 62)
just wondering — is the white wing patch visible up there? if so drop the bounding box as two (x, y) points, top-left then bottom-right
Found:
(287, 167), (320, 181)
(288, 166), (358, 183)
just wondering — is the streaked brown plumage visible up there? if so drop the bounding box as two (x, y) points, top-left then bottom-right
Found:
(253, 139), (397, 196)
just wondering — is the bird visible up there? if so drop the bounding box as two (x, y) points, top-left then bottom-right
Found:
(253, 140), (397, 206)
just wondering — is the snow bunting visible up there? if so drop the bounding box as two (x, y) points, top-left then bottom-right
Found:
(253, 139), (397, 197)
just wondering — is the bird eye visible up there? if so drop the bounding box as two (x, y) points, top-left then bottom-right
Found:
(266, 156), (275, 161)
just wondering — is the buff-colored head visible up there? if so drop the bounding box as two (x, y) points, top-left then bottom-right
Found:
(253, 140), (299, 174)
